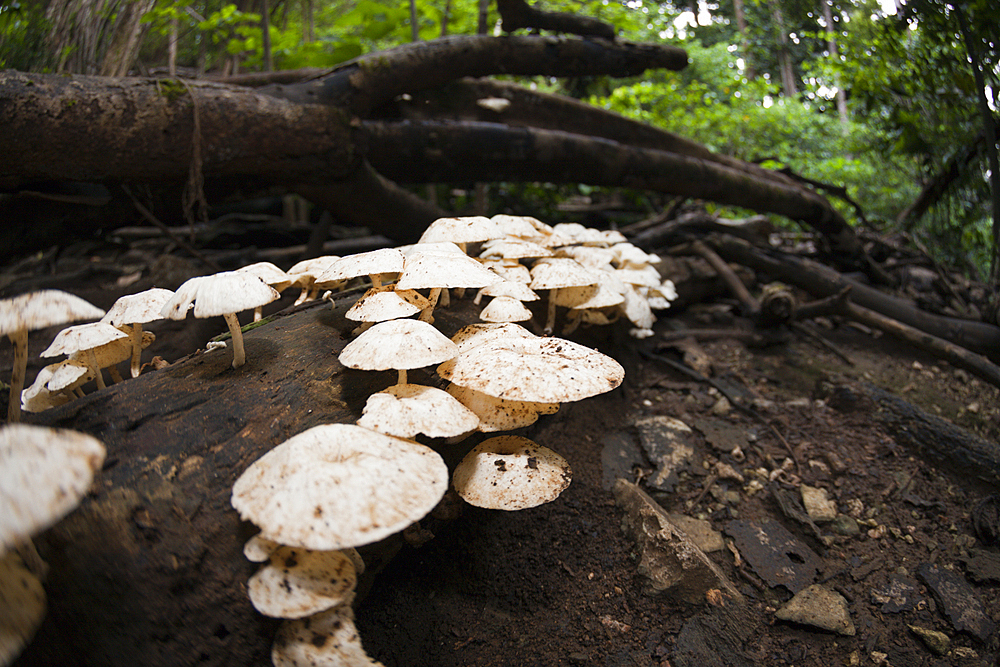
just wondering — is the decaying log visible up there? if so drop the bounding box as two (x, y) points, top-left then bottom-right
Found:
(709, 234), (1000, 363)
(14, 295), (480, 667)
(825, 382), (1000, 484)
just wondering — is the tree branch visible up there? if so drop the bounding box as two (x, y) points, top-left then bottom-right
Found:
(496, 0), (616, 40)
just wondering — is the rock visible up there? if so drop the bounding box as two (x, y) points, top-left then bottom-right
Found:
(829, 514), (860, 536)
(962, 549), (1000, 583)
(634, 416), (697, 492)
(916, 563), (996, 641)
(774, 584), (856, 636)
(612, 479), (743, 604)
(724, 519), (822, 593)
(600, 431), (645, 490)
(870, 574), (923, 613)
(800, 485), (837, 523)
(667, 513), (725, 553)
(907, 624), (950, 655)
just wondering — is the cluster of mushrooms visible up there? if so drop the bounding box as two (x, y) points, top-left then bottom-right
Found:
(0, 215), (676, 666)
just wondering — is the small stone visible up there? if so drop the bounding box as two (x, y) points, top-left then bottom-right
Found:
(774, 584), (855, 636)
(908, 625), (950, 655)
(668, 513), (725, 553)
(710, 396), (731, 415)
(829, 514), (860, 536)
(801, 485), (838, 523)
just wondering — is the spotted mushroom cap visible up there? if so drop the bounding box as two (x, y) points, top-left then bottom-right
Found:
(528, 258), (599, 291)
(438, 335), (624, 403)
(160, 272), (280, 319)
(39, 322), (128, 359)
(271, 604), (383, 667)
(314, 248), (405, 286)
(0, 424), (106, 556)
(100, 288), (175, 327)
(417, 216), (504, 246)
(452, 435), (572, 510)
(479, 296), (534, 323)
(446, 383), (558, 433)
(395, 250), (502, 291)
(236, 262), (293, 292)
(339, 319), (458, 372)
(357, 383), (480, 439)
(248, 545), (357, 619)
(231, 424), (448, 551)
(345, 287), (430, 324)
(0, 290), (104, 337)
(0, 551), (47, 667)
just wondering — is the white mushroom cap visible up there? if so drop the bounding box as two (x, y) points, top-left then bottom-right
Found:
(248, 546), (357, 619)
(480, 260), (532, 285)
(0, 551), (46, 667)
(100, 288), (175, 327)
(231, 424), (449, 551)
(490, 214), (556, 241)
(395, 251), (502, 291)
(449, 322), (537, 353)
(611, 242), (659, 268)
(271, 605), (383, 667)
(160, 272), (280, 319)
(244, 534), (282, 563)
(477, 280), (539, 303)
(399, 241), (464, 256)
(616, 265), (663, 289)
(314, 248), (405, 288)
(438, 335), (625, 403)
(40, 322), (128, 359)
(452, 436), (572, 510)
(339, 319), (458, 374)
(554, 245), (616, 269)
(554, 271), (626, 310)
(528, 258), (599, 291)
(345, 287), (430, 324)
(236, 262), (294, 292)
(0, 424), (106, 555)
(0, 290), (104, 337)
(446, 383), (558, 433)
(417, 216), (504, 247)
(620, 285), (656, 330)
(45, 360), (94, 393)
(70, 330), (154, 369)
(21, 365), (72, 413)
(479, 296), (534, 323)
(287, 256), (340, 279)
(480, 238), (553, 260)
(357, 384), (479, 439)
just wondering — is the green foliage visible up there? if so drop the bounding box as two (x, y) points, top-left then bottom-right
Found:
(0, 0), (53, 70)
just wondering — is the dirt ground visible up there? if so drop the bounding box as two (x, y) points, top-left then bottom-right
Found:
(3, 241), (1000, 667)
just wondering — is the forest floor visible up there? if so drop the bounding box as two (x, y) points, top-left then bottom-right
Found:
(3, 238), (1000, 667)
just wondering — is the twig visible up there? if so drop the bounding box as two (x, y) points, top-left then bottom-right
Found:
(686, 239), (760, 316)
(121, 186), (222, 273)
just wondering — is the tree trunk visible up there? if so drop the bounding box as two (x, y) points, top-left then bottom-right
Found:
(820, 0), (848, 132)
(732, 0), (754, 80)
(261, 0), (273, 71)
(768, 0), (797, 97)
(15, 295), (479, 667)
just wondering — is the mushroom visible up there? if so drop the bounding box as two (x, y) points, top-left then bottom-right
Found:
(39, 322), (129, 390)
(20, 361), (94, 413)
(438, 334), (625, 404)
(313, 248), (405, 292)
(345, 286), (430, 336)
(528, 258), (600, 334)
(235, 262), (293, 321)
(0, 551), (46, 667)
(248, 545), (357, 619)
(69, 329), (155, 385)
(0, 290), (104, 422)
(231, 424), (449, 551)
(417, 216), (504, 253)
(446, 383), (559, 433)
(100, 288), (174, 378)
(357, 383), (479, 439)
(452, 435), (572, 510)
(479, 296), (534, 323)
(338, 318), (458, 386)
(287, 256), (341, 305)
(395, 247), (501, 323)
(160, 272), (280, 368)
(271, 604), (382, 667)
(0, 423), (106, 556)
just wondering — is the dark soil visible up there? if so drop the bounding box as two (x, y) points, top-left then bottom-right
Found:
(3, 243), (1000, 667)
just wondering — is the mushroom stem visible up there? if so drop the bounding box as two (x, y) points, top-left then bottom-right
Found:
(223, 312), (246, 368)
(253, 306), (263, 322)
(87, 350), (106, 390)
(397, 369), (407, 386)
(419, 288), (442, 323)
(128, 323), (143, 378)
(293, 286), (310, 306)
(107, 365), (124, 384)
(7, 329), (28, 423)
(544, 290), (558, 335)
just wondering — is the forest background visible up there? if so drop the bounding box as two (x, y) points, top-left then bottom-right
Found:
(1, 0), (997, 285)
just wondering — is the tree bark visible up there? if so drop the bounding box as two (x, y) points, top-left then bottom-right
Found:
(359, 119), (861, 256)
(0, 72), (356, 189)
(496, 0), (616, 40)
(14, 295), (480, 667)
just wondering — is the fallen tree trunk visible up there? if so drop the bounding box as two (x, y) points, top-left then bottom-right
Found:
(708, 234), (1000, 363)
(14, 295), (477, 667)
